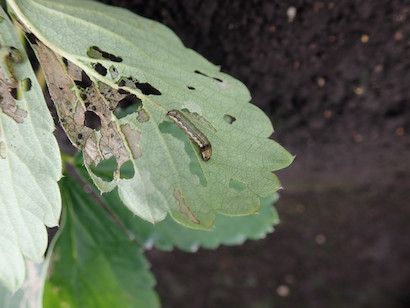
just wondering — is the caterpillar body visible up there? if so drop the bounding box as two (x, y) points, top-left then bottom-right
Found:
(166, 109), (212, 161)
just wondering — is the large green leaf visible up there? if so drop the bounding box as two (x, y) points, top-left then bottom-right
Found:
(76, 158), (280, 252)
(107, 190), (280, 252)
(8, 0), (293, 229)
(0, 7), (61, 291)
(43, 175), (159, 308)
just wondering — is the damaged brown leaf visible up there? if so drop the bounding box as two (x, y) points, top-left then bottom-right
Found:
(33, 41), (134, 181)
(0, 45), (27, 123)
(0, 72), (27, 123)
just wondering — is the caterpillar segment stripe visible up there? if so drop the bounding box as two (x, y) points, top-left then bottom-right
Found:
(166, 109), (212, 161)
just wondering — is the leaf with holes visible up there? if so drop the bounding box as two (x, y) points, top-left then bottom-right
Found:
(76, 156), (281, 251)
(8, 0), (293, 229)
(43, 175), (159, 308)
(0, 7), (61, 291)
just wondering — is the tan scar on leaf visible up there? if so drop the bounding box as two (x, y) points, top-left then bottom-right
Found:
(0, 74), (27, 123)
(0, 141), (6, 158)
(33, 41), (131, 180)
(173, 189), (200, 224)
(121, 124), (142, 159)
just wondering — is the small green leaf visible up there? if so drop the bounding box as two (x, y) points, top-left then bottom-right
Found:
(8, 0), (293, 229)
(43, 175), (159, 308)
(76, 159), (280, 252)
(0, 7), (61, 291)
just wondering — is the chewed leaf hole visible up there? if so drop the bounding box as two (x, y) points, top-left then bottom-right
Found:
(187, 86), (196, 90)
(194, 70), (209, 77)
(159, 121), (207, 187)
(21, 78), (31, 92)
(120, 160), (135, 179)
(74, 71), (92, 88)
(26, 33), (38, 44)
(229, 179), (246, 192)
(93, 63), (107, 76)
(223, 114), (236, 124)
(136, 107), (150, 123)
(109, 66), (119, 79)
(117, 77), (161, 95)
(87, 46), (123, 62)
(10, 87), (18, 99)
(189, 160), (207, 187)
(135, 82), (161, 95)
(9, 47), (22, 63)
(89, 156), (117, 182)
(118, 89), (130, 95)
(194, 70), (223, 83)
(115, 95), (142, 119)
(84, 111), (101, 130)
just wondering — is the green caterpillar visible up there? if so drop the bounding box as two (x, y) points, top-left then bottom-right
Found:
(166, 109), (212, 161)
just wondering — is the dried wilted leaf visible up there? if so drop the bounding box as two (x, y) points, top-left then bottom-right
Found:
(33, 41), (132, 180)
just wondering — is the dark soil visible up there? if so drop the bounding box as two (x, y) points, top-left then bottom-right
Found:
(99, 1), (410, 307)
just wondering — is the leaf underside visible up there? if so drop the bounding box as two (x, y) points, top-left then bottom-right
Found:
(8, 0), (293, 229)
(76, 159), (280, 252)
(0, 6), (61, 291)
